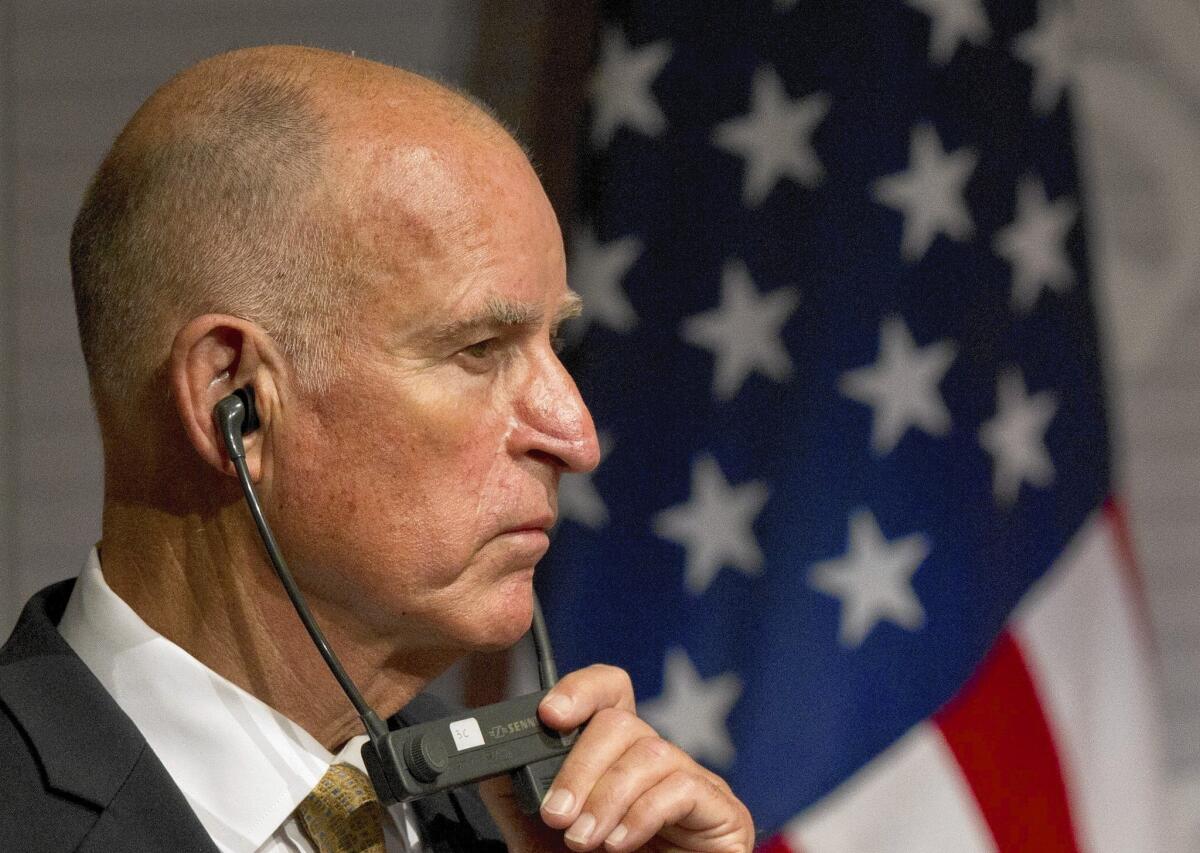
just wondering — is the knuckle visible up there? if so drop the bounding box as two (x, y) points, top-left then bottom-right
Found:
(594, 662), (623, 680)
(593, 705), (639, 734)
(630, 734), (673, 762)
(702, 771), (729, 798)
(614, 767), (752, 853)
(670, 768), (703, 799)
(597, 663), (634, 693)
(557, 749), (604, 784)
(592, 762), (639, 805)
(616, 666), (635, 694)
(564, 747), (608, 779)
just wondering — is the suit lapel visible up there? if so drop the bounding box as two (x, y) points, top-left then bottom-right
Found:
(0, 581), (145, 806)
(0, 581), (217, 851)
(76, 746), (219, 852)
(3, 582), (506, 851)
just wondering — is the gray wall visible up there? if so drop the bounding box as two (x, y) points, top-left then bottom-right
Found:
(1072, 1), (1200, 847)
(1, 3), (15, 640)
(0, 0), (481, 629)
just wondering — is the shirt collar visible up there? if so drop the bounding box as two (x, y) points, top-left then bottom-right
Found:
(58, 547), (369, 852)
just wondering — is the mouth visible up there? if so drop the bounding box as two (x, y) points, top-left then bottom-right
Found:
(494, 514), (556, 555)
(502, 512), (556, 537)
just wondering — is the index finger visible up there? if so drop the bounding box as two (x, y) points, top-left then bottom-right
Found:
(539, 664), (637, 730)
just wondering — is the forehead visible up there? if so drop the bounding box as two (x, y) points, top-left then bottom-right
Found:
(334, 116), (567, 333)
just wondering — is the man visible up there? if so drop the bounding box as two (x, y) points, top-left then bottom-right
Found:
(0, 46), (754, 852)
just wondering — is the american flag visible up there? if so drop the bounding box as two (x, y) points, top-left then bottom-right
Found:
(538, 1), (1167, 849)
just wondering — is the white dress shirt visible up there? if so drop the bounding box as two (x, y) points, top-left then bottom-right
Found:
(57, 548), (425, 853)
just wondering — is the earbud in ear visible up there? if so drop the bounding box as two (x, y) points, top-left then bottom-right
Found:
(232, 386), (260, 434)
(213, 385), (260, 462)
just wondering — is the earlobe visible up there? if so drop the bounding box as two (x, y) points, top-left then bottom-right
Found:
(169, 314), (273, 481)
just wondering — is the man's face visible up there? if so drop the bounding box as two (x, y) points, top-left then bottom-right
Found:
(269, 129), (600, 655)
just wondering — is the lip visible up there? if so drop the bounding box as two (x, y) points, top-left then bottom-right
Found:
(493, 527), (552, 562)
(501, 514), (556, 536)
(493, 514), (556, 556)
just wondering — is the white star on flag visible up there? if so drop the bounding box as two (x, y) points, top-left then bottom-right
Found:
(589, 28), (672, 148)
(652, 454), (769, 596)
(979, 368), (1058, 506)
(680, 259), (800, 401)
(1014, 1), (1075, 114)
(993, 175), (1077, 314)
(558, 432), (613, 530)
(840, 315), (957, 455)
(906, 0), (991, 65)
(809, 509), (930, 649)
(712, 65), (830, 207)
(872, 123), (978, 263)
(639, 647), (742, 768)
(568, 226), (641, 337)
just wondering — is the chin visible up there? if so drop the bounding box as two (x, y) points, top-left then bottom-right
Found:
(468, 570), (537, 652)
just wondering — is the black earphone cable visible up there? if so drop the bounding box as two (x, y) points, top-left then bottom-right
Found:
(214, 391), (561, 750)
(215, 393), (387, 742)
(229, 450), (390, 743)
(530, 595), (558, 688)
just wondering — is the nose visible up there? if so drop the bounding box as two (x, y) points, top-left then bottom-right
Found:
(511, 348), (601, 474)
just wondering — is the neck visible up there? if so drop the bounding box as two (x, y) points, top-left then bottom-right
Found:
(98, 498), (457, 750)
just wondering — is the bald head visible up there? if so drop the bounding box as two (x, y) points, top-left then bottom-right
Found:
(70, 46), (523, 432)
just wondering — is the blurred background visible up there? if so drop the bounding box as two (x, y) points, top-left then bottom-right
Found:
(0, 1), (1196, 850)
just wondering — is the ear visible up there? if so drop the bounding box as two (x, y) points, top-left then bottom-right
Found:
(169, 314), (280, 482)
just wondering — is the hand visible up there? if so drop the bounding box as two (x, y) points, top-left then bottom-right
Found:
(513, 664), (754, 852)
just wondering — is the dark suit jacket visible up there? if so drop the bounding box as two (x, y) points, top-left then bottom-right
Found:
(0, 580), (507, 852)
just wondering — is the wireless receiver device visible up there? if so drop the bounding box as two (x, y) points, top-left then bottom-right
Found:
(215, 387), (576, 813)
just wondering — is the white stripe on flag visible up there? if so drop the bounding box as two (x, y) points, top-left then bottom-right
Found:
(1013, 508), (1168, 853)
(781, 723), (996, 853)
(772, 505), (1167, 853)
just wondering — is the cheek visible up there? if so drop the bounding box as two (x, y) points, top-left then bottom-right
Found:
(350, 384), (515, 542)
(429, 401), (519, 532)
(280, 365), (528, 577)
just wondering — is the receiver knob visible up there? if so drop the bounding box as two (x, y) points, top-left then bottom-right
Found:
(404, 733), (448, 782)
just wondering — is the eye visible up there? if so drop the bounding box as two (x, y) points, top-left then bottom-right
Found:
(455, 337), (502, 372)
(462, 339), (493, 359)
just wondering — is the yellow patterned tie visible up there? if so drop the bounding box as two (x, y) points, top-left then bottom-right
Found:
(295, 763), (386, 853)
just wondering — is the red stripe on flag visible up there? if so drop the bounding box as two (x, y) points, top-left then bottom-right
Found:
(756, 832), (799, 853)
(934, 630), (1080, 852)
(1102, 497), (1155, 647)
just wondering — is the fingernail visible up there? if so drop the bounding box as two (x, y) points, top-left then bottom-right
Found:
(605, 824), (628, 848)
(541, 787), (575, 816)
(543, 693), (574, 716)
(565, 813), (596, 845)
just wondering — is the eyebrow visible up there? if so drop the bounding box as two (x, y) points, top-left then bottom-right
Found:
(424, 290), (583, 348)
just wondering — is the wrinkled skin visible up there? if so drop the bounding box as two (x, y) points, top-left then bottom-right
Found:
(109, 46), (755, 853)
(268, 128), (598, 657)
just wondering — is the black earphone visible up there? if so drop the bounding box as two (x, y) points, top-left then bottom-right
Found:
(212, 387), (575, 812)
(213, 386), (259, 458)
